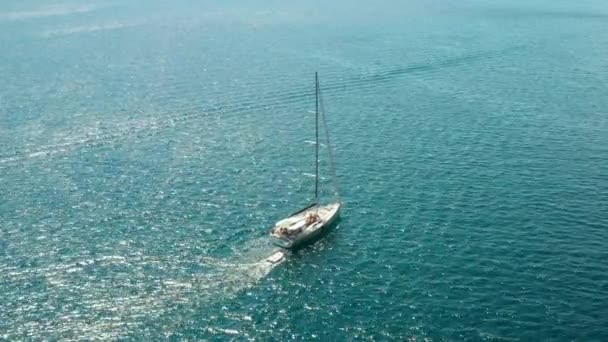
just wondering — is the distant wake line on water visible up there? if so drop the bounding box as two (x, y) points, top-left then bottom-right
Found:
(0, 46), (524, 169)
(1, 238), (285, 340)
(40, 21), (144, 38)
(0, 3), (104, 22)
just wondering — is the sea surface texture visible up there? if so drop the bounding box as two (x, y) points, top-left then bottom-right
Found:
(1, 0), (607, 340)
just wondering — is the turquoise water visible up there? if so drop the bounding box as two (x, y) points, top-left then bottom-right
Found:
(1, 0), (608, 340)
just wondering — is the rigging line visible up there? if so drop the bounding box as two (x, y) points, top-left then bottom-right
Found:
(318, 83), (342, 202)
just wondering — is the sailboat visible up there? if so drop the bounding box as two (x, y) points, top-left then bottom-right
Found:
(269, 72), (342, 250)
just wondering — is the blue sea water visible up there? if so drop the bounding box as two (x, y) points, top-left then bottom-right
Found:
(1, 0), (608, 340)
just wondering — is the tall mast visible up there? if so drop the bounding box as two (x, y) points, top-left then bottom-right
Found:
(314, 72), (319, 205)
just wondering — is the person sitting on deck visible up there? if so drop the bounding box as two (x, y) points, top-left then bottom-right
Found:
(305, 212), (320, 225)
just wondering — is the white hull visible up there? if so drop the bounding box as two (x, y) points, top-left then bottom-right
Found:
(270, 202), (341, 249)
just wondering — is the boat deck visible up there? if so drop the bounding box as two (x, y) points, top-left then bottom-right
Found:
(270, 203), (340, 247)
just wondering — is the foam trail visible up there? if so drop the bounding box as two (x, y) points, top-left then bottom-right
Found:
(207, 250), (286, 295)
(1, 242), (286, 340)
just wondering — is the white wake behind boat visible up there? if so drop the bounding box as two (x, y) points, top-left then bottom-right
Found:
(269, 73), (341, 250)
